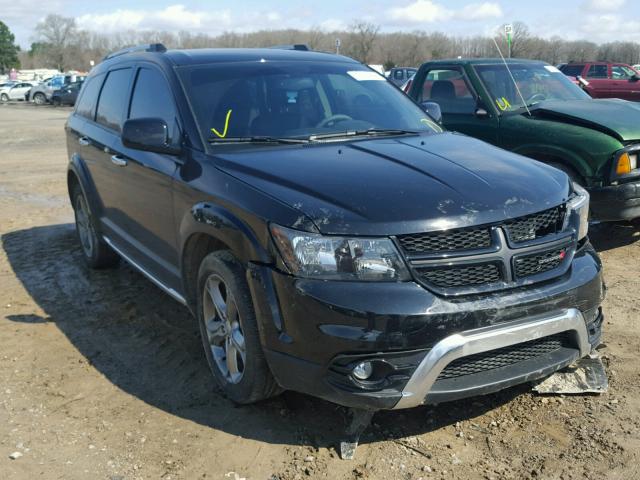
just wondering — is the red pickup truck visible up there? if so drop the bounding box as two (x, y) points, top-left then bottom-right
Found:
(559, 62), (640, 101)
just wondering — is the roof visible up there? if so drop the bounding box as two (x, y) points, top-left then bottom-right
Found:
(98, 46), (358, 70)
(422, 58), (548, 66)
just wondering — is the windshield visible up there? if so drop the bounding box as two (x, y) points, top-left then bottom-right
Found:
(474, 63), (590, 112)
(176, 61), (441, 143)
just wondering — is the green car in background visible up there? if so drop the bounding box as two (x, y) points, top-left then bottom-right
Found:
(407, 58), (640, 221)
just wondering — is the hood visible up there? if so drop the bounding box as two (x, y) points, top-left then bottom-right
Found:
(214, 132), (570, 236)
(530, 99), (640, 142)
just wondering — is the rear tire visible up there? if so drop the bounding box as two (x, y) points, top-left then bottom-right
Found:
(33, 92), (46, 105)
(196, 250), (280, 404)
(71, 184), (119, 269)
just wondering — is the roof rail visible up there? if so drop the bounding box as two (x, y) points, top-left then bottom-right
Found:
(268, 44), (310, 51)
(103, 43), (167, 61)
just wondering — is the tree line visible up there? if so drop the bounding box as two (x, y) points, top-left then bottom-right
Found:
(2, 15), (640, 74)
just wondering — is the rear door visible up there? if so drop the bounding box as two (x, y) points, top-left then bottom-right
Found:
(583, 64), (611, 98)
(105, 65), (182, 288)
(610, 65), (640, 101)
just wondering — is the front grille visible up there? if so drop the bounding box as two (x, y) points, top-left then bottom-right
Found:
(437, 333), (568, 380)
(397, 227), (491, 254)
(504, 206), (564, 243)
(514, 248), (566, 278)
(417, 262), (502, 288)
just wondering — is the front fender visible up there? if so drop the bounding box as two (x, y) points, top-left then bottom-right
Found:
(178, 202), (272, 266)
(511, 143), (592, 181)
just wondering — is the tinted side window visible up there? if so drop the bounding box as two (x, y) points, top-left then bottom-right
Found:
(559, 64), (584, 77)
(394, 69), (404, 80)
(96, 68), (132, 133)
(586, 64), (608, 78)
(129, 68), (177, 127)
(75, 74), (105, 120)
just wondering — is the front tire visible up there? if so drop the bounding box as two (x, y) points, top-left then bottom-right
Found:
(33, 92), (46, 105)
(196, 250), (279, 404)
(71, 184), (119, 269)
(0, 94), (8, 102)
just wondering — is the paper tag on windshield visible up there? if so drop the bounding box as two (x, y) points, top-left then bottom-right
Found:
(544, 65), (561, 73)
(348, 71), (385, 81)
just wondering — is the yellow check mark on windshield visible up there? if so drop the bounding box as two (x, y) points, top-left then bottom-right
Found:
(211, 109), (232, 138)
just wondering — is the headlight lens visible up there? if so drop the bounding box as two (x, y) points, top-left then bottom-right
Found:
(565, 182), (589, 241)
(270, 224), (410, 281)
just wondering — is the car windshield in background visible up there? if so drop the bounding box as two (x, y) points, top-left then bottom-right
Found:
(474, 64), (590, 112)
(176, 62), (441, 144)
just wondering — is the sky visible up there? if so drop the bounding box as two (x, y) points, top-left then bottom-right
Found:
(1, 0), (639, 49)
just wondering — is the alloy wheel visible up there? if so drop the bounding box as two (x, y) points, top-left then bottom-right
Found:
(202, 274), (246, 384)
(74, 194), (95, 258)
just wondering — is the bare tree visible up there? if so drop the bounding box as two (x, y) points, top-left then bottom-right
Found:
(345, 21), (380, 64)
(34, 14), (77, 70)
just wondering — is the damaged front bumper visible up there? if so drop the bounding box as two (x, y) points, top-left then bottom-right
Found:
(248, 241), (604, 410)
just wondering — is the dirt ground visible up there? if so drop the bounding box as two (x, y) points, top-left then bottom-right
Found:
(0, 103), (639, 480)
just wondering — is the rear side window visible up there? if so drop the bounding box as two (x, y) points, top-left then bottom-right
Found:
(75, 74), (104, 120)
(394, 69), (404, 80)
(586, 64), (608, 79)
(96, 68), (132, 132)
(559, 64), (584, 77)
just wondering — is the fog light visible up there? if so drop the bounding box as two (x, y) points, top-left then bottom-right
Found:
(352, 361), (374, 380)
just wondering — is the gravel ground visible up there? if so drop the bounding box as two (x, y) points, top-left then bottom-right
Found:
(1, 103), (639, 480)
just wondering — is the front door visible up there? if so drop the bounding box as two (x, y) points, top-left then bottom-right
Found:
(610, 65), (640, 101)
(415, 65), (499, 144)
(105, 65), (182, 289)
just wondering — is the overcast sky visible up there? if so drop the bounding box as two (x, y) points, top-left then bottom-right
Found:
(2, 0), (639, 48)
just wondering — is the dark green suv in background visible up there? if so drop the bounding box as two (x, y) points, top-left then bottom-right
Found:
(408, 59), (640, 221)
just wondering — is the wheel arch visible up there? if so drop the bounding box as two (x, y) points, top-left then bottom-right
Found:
(179, 202), (272, 312)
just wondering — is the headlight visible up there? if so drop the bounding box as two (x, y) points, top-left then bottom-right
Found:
(564, 182), (589, 241)
(270, 224), (410, 281)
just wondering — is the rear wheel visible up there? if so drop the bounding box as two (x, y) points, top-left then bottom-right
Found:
(196, 250), (279, 404)
(71, 184), (119, 268)
(33, 92), (46, 105)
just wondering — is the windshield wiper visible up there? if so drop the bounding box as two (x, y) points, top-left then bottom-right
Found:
(308, 128), (419, 141)
(208, 136), (309, 145)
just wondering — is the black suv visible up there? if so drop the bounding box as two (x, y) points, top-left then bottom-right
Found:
(66, 44), (604, 412)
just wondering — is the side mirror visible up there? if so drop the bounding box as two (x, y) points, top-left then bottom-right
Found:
(631, 74), (640, 82)
(420, 101), (442, 124)
(122, 118), (181, 156)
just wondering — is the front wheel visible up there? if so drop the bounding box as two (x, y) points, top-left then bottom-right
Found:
(33, 92), (46, 105)
(0, 94), (8, 102)
(196, 251), (279, 404)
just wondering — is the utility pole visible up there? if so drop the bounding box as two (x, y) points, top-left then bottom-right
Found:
(336, 38), (341, 55)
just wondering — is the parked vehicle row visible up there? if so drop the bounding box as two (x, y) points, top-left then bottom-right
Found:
(66, 44), (603, 421)
(559, 62), (640, 101)
(0, 73), (86, 106)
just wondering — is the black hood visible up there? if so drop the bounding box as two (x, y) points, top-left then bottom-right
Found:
(214, 132), (570, 236)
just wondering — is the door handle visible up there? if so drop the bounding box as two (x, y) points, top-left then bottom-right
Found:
(78, 136), (90, 146)
(110, 155), (127, 167)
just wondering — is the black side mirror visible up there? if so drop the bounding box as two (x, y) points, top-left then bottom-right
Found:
(122, 118), (181, 156)
(631, 74), (640, 82)
(420, 101), (443, 124)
